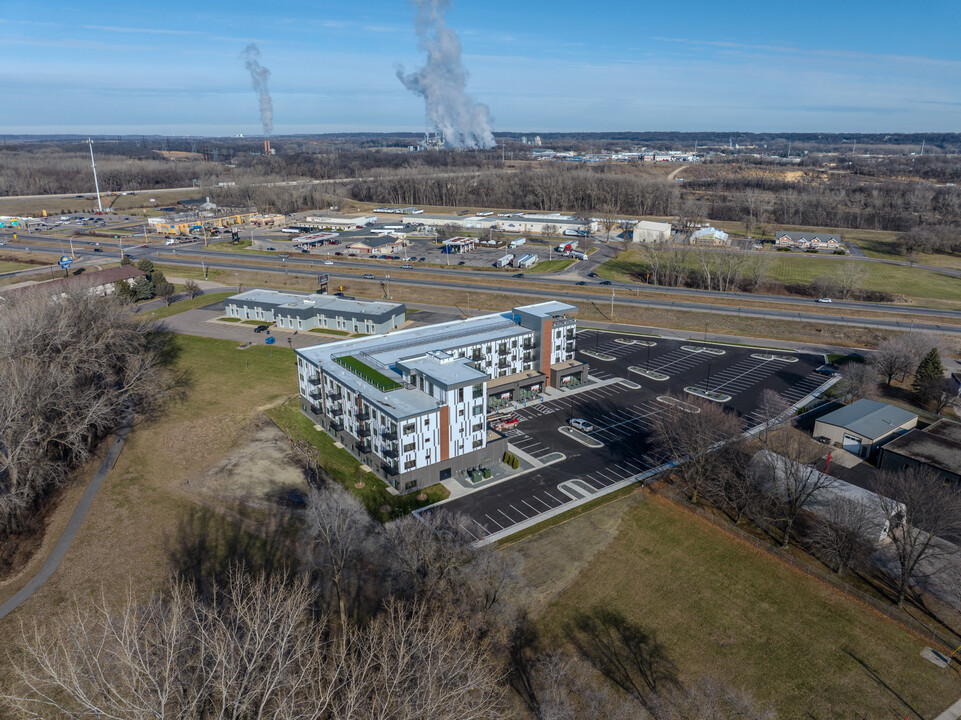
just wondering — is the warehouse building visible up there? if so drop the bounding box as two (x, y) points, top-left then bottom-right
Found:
(813, 399), (918, 459)
(401, 211), (596, 236)
(295, 301), (588, 492)
(225, 289), (406, 334)
(630, 220), (672, 243)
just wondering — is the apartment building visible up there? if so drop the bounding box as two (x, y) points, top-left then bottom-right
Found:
(295, 301), (588, 492)
(225, 289), (406, 334)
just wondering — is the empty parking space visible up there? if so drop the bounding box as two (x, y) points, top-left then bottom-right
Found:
(428, 331), (833, 541)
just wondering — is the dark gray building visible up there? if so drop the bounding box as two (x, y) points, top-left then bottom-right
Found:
(878, 419), (961, 483)
(225, 289), (406, 334)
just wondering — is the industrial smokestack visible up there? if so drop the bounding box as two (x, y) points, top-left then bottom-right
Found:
(396, 0), (495, 150)
(241, 43), (273, 138)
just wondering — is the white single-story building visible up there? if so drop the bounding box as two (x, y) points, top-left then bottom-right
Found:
(630, 220), (672, 243)
(750, 450), (905, 543)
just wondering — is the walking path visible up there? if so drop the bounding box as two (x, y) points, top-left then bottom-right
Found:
(0, 413), (133, 620)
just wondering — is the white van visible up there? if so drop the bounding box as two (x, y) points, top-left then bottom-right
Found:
(165, 238), (176, 245)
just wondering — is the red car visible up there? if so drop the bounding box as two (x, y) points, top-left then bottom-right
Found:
(494, 418), (519, 431)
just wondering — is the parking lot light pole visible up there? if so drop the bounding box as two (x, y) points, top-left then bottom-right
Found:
(705, 362), (713, 393)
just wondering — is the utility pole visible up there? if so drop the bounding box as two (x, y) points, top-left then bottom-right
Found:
(610, 288), (615, 320)
(385, 273), (391, 299)
(201, 256), (207, 280)
(118, 234), (124, 260)
(88, 139), (103, 213)
(68, 235), (76, 259)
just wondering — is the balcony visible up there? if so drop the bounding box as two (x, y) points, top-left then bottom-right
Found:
(382, 462), (399, 476)
(382, 445), (399, 459)
(357, 426), (372, 438)
(471, 354), (483, 363)
(308, 388), (322, 400)
(523, 353), (534, 362)
(308, 375), (322, 386)
(328, 405), (344, 418)
(355, 410), (371, 422)
(327, 390), (342, 402)
(309, 404), (321, 415)
(382, 429), (398, 441)
(497, 360), (509, 369)
(358, 440), (372, 453)
(329, 420), (344, 432)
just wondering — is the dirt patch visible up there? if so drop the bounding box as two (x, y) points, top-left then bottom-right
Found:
(184, 416), (309, 507)
(507, 489), (645, 616)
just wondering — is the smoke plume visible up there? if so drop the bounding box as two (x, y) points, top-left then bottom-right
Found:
(241, 43), (273, 136)
(396, 0), (495, 149)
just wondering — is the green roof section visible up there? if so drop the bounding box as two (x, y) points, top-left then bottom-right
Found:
(334, 355), (401, 392)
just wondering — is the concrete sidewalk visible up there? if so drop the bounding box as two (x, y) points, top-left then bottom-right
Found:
(0, 413), (133, 621)
(935, 696), (961, 720)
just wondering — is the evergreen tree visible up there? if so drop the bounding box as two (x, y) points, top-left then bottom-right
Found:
(112, 279), (135, 302)
(913, 347), (945, 397)
(135, 258), (155, 275)
(131, 276), (155, 301)
(120, 254), (133, 266)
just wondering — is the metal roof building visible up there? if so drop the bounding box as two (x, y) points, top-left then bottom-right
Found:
(813, 399), (918, 459)
(878, 419), (961, 483)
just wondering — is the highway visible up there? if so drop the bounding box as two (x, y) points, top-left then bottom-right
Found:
(3, 230), (961, 335)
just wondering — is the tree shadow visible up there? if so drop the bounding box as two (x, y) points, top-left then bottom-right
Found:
(166, 504), (302, 599)
(842, 648), (929, 720)
(566, 606), (678, 710)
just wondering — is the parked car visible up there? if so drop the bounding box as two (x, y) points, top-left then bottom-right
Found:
(402, 264), (413, 269)
(253, 325), (269, 333)
(457, 260), (466, 265)
(266, 247), (276, 251)
(93, 247), (102, 253)
(570, 418), (594, 433)
(815, 365), (837, 376)
(513, 273), (525, 278)
(363, 273), (375, 279)
(323, 260), (334, 265)
(588, 272), (599, 278)
(817, 297), (832, 303)
(494, 417), (519, 431)
(575, 281), (587, 286)
(599, 280), (613, 286)
(334, 252), (343, 256)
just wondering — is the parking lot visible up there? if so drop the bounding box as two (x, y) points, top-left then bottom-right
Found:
(426, 330), (834, 542)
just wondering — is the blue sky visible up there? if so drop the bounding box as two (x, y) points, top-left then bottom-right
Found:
(2, 0), (960, 135)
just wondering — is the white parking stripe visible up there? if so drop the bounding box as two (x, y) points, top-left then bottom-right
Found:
(484, 514), (504, 530)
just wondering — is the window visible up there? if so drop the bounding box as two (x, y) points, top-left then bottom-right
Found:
(405, 479), (417, 490)
(403, 443), (416, 453)
(472, 405), (483, 416)
(402, 423), (415, 434)
(458, 388), (464, 402)
(404, 460), (417, 471)
(472, 384), (483, 399)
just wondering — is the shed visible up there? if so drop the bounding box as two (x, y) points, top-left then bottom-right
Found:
(813, 399), (917, 459)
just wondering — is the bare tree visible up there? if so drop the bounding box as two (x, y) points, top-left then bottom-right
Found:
(873, 466), (961, 607)
(756, 431), (836, 548)
(651, 395), (743, 504)
(837, 262), (867, 300)
(703, 446), (764, 526)
(184, 279), (202, 298)
(303, 485), (376, 633)
(650, 676), (776, 720)
(4, 571), (509, 720)
(871, 336), (915, 386)
(0, 290), (172, 533)
(806, 497), (875, 574)
(837, 362), (878, 401)
(756, 389), (790, 442)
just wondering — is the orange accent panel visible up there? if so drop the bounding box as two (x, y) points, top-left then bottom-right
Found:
(439, 406), (450, 462)
(541, 319), (553, 377)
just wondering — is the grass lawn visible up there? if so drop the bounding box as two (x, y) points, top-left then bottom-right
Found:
(308, 328), (352, 336)
(210, 239), (282, 257)
(265, 400), (448, 521)
(526, 493), (961, 719)
(220, 316), (242, 322)
(334, 355), (402, 390)
(598, 249), (961, 304)
(0, 260), (33, 273)
(529, 259), (574, 273)
(145, 291), (233, 321)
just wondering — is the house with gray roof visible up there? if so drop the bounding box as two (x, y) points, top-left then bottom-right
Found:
(878, 419), (961, 483)
(813, 399), (917, 459)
